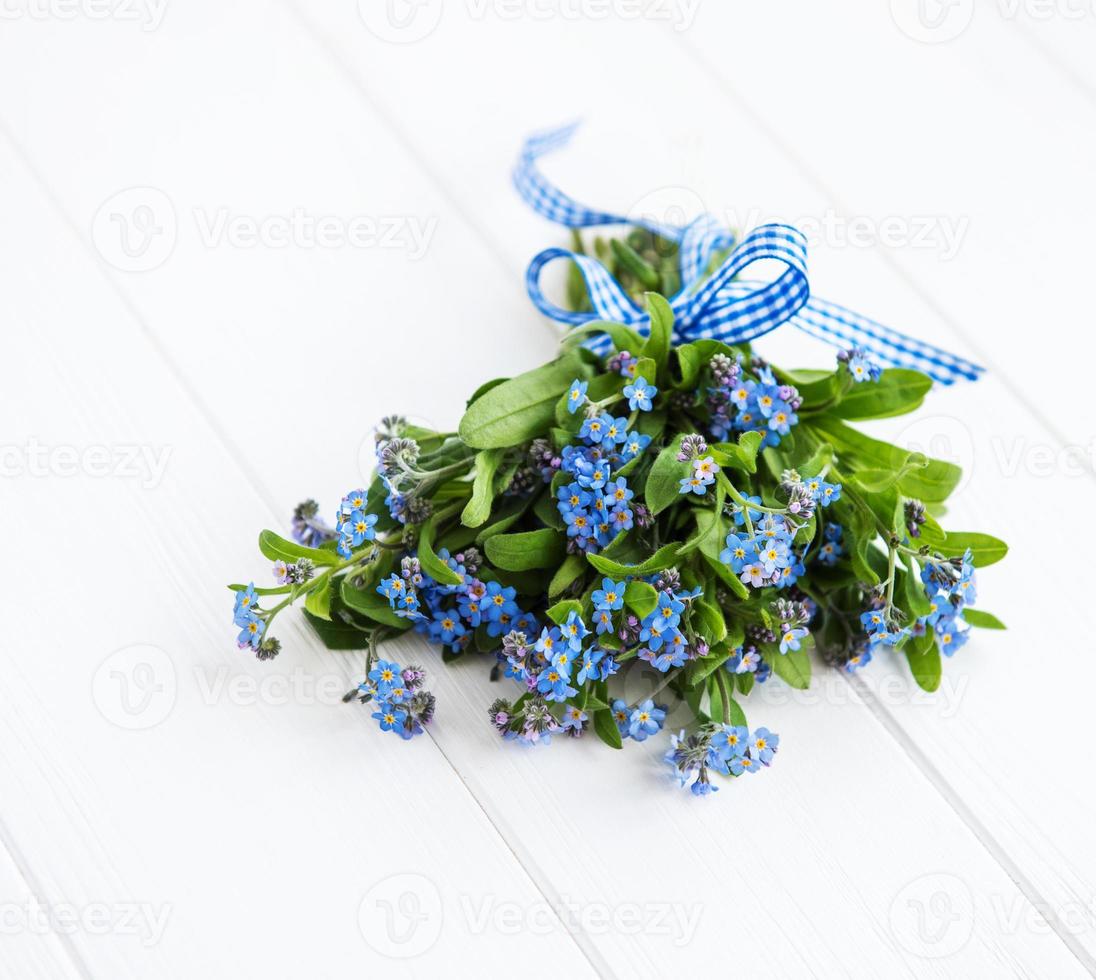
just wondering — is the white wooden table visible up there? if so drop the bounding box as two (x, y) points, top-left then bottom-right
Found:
(1, 3), (1093, 977)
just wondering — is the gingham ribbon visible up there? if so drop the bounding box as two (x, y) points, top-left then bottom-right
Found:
(514, 123), (984, 385)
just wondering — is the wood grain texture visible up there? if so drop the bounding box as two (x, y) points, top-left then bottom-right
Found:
(0, 3), (1092, 977)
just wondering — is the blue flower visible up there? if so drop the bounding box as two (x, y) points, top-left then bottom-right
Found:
(720, 533), (751, 573)
(751, 728), (779, 765)
(537, 668), (577, 702)
(611, 699), (631, 737)
(935, 616), (969, 657)
(233, 583), (260, 626)
(767, 403), (798, 436)
(396, 591), (421, 618)
(535, 626), (563, 659)
(566, 379), (588, 414)
(845, 648), (872, 671)
(602, 416), (630, 445)
(816, 481), (842, 506)
(368, 659), (402, 696)
(236, 612), (263, 649)
(860, 609), (887, 633)
(429, 610), (465, 647)
(592, 578), (627, 611)
(623, 376), (657, 412)
(621, 431), (652, 460)
(377, 574), (406, 604)
(710, 724), (749, 762)
(372, 702), (408, 733)
(458, 594), (483, 627)
(561, 610), (590, 652)
(628, 699), (666, 741)
(679, 474), (708, 496)
(731, 496), (763, 527)
(560, 705), (588, 733)
(726, 647), (760, 674)
(843, 349), (883, 383)
(577, 648), (605, 684)
(653, 592), (685, 630)
(345, 510), (378, 547)
(593, 608), (615, 635)
(557, 482), (592, 518)
(779, 627), (808, 654)
(604, 477), (634, 509)
(483, 580), (519, 623)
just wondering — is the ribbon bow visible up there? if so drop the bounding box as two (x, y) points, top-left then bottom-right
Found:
(513, 123), (983, 386)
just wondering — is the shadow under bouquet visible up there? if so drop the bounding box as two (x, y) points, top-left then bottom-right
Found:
(229, 227), (1007, 795)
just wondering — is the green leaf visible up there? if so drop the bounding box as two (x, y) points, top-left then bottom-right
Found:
(466, 376), (509, 407)
(672, 342), (704, 391)
(833, 369), (933, 420)
(303, 597), (371, 650)
(548, 553), (587, 598)
(546, 599), (583, 625)
(585, 543), (685, 579)
(686, 646), (732, 686)
(624, 581), (658, 619)
(644, 436), (687, 515)
(461, 449), (506, 528)
(905, 630), (942, 692)
(642, 293), (674, 379)
(418, 520), (465, 586)
(770, 639), (813, 690)
(810, 417), (961, 503)
(475, 496), (533, 544)
(937, 531), (1009, 567)
(711, 431), (762, 474)
(458, 351), (593, 449)
(691, 597), (728, 645)
(593, 709), (623, 749)
(701, 551), (750, 599)
(484, 529), (566, 571)
(340, 579), (410, 629)
(963, 608), (1006, 630)
(258, 529), (341, 567)
(560, 320), (645, 354)
(303, 578), (332, 620)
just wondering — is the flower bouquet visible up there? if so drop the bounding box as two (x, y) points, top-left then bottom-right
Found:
(228, 129), (1007, 795)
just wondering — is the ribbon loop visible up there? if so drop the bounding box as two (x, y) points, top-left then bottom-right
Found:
(513, 123), (985, 386)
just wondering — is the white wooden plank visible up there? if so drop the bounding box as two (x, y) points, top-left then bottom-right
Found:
(0, 6), (1087, 977)
(665, 3), (1096, 452)
(0, 837), (83, 980)
(0, 142), (597, 977)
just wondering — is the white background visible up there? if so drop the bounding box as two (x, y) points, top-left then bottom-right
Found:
(1, 1), (1094, 977)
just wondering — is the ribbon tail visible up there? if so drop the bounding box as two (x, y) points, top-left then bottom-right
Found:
(792, 297), (985, 386)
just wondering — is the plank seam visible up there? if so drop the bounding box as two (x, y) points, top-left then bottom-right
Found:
(0, 103), (604, 980)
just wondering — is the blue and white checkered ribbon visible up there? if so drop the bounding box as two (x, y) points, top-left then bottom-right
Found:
(514, 123), (983, 385)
